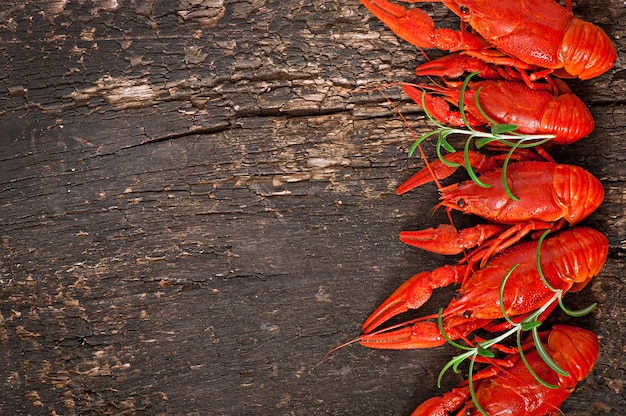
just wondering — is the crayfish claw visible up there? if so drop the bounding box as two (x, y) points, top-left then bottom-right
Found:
(414, 53), (504, 80)
(396, 155), (460, 194)
(400, 223), (507, 255)
(360, 321), (447, 350)
(396, 150), (501, 195)
(360, 0), (436, 49)
(360, 0), (489, 52)
(362, 265), (466, 334)
(411, 387), (470, 416)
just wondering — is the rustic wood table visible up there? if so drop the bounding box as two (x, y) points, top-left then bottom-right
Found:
(1, 1), (624, 414)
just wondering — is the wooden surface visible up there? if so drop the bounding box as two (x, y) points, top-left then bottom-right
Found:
(0, 1), (624, 414)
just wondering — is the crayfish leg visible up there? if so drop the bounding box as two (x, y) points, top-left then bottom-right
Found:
(463, 220), (554, 268)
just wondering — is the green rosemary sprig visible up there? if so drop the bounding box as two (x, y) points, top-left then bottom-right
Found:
(407, 72), (556, 201)
(437, 230), (597, 415)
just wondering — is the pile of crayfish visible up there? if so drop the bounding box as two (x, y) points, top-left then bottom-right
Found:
(331, 0), (615, 414)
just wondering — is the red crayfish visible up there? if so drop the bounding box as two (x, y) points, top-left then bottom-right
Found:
(396, 151), (604, 263)
(360, 227), (608, 348)
(360, 0), (616, 80)
(403, 54), (595, 145)
(412, 325), (599, 416)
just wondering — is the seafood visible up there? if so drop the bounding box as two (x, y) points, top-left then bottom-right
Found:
(403, 54), (595, 145)
(360, 0), (616, 80)
(412, 325), (599, 416)
(360, 227), (608, 348)
(397, 152), (604, 262)
(344, 3), (613, 413)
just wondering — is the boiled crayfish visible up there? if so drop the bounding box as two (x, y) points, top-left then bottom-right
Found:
(360, 0), (616, 80)
(403, 54), (595, 145)
(396, 151), (604, 263)
(411, 325), (599, 416)
(360, 227), (608, 348)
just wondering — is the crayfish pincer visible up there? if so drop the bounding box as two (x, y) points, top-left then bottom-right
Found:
(360, 0), (616, 80)
(360, 227), (608, 348)
(411, 325), (599, 416)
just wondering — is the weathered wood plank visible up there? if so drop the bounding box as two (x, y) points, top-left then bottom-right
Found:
(1, 0), (624, 414)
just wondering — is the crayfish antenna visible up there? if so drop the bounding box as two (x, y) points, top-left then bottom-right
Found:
(320, 337), (363, 363)
(362, 82), (449, 193)
(359, 74), (461, 234)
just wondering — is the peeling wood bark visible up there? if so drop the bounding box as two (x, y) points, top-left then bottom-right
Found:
(0, 0), (625, 415)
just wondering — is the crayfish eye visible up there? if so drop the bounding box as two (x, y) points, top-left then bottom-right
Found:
(457, 198), (467, 208)
(459, 5), (470, 15)
(463, 310), (472, 319)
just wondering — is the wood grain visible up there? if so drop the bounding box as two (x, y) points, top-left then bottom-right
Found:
(0, 1), (624, 414)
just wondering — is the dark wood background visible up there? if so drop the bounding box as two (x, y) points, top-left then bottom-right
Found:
(0, 1), (624, 414)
